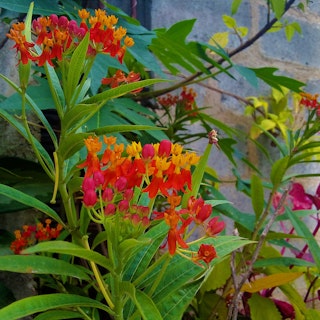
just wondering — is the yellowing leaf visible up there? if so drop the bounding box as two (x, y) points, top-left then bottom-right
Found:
(236, 26), (248, 37)
(260, 119), (276, 131)
(240, 272), (303, 293)
(209, 32), (229, 48)
(222, 15), (237, 29)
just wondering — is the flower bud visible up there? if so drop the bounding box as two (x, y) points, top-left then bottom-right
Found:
(115, 176), (127, 192)
(82, 177), (96, 192)
(158, 140), (172, 157)
(102, 188), (114, 202)
(104, 203), (116, 216)
(142, 144), (155, 160)
(123, 189), (134, 201)
(83, 190), (97, 207)
(93, 171), (104, 187)
(118, 200), (129, 212)
(206, 217), (225, 237)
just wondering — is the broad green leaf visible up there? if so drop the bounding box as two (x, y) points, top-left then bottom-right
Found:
(198, 292), (228, 320)
(122, 282), (162, 320)
(0, 293), (113, 320)
(0, 255), (90, 280)
(200, 256), (231, 292)
(22, 241), (114, 271)
(248, 293), (282, 320)
(234, 64), (258, 88)
(251, 174), (264, 219)
(34, 310), (82, 320)
(152, 236), (253, 319)
(0, 184), (64, 225)
(122, 221), (168, 283)
(270, 156), (289, 187)
(287, 210), (320, 271)
(240, 272), (303, 293)
(251, 67), (305, 93)
(270, 0), (286, 19)
(0, 0), (64, 15)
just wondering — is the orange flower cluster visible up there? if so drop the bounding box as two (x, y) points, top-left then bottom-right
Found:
(79, 136), (225, 262)
(78, 136), (200, 200)
(7, 8), (134, 66)
(158, 86), (198, 116)
(10, 219), (63, 254)
(299, 92), (320, 117)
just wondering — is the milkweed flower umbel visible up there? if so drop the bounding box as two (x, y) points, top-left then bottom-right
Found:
(7, 8), (135, 66)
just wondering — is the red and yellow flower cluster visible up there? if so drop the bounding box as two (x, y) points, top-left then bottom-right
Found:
(158, 86), (199, 116)
(299, 92), (320, 117)
(79, 136), (225, 264)
(7, 8), (134, 66)
(10, 219), (63, 254)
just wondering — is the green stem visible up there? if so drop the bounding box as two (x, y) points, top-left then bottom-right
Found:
(82, 236), (115, 310)
(20, 88), (54, 181)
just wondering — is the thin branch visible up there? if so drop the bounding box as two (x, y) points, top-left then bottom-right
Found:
(227, 189), (289, 320)
(135, 0), (297, 101)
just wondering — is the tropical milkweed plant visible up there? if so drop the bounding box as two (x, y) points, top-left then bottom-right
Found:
(0, 3), (250, 320)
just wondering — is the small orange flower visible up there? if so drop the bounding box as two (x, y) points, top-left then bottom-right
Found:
(194, 244), (217, 264)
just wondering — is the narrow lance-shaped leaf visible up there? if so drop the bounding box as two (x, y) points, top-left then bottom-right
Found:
(251, 174), (264, 219)
(0, 255), (90, 281)
(287, 209), (320, 271)
(181, 141), (212, 207)
(0, 294), (114, 320)
(0, 184), (64, 225)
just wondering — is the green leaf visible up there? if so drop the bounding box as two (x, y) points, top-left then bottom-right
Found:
(181, 142), (212, 207)
(251, 67), (305, 93)
(287, 210), (320, 271)
(270, 0), (286, 19)
(248, 293), (282, 320)
(251, 174), (264, 219)
(22, 241), (114, 271)
(254, 257), (315, 268)
(234, 64), (258, 88)
(0, 184), (64, 225)
(200, 256), (231, 292)
(270, 156), (289, 187)
(58, 125), (163, 160)
(0, 255), (90, 280)
(33, 310), (83, 320)
(122, 221), (168, 283)
(0, 293), (113, 320)
(64, 33), (90, 105)
(152, 236), (253, 319)
(231, 0), (243, 15)
(122, 282), (162, 320)
(0, 157), (53, 213)
(83, 79), (166, 104)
